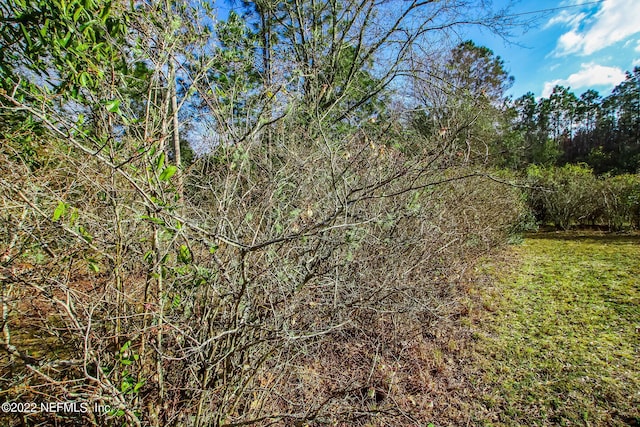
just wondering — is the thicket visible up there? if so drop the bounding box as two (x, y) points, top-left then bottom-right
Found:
(526, 164), (640, 230)
(0, 1), (528, 426)
(0, 116), (527, 426)
(494, 69), (640, 230)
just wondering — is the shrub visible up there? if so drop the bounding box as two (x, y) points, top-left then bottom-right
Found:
(525, 164), (640, 230)
(1, 117), (528, 426)
(601, 174), (640, 230)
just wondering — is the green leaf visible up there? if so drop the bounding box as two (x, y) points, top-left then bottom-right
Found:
(156, 152), (165, 171)
(77, 225), (93, 243)
(73, 5), (84, 22)
(159, 165), (177, 182)
(79, 72), (91, 87)
(171, 294), (181, 308)
(52, 201), (67, 222)
(133, 380), (145, 393)
(140, 215), (165, 226)
(178, 245), (191, 264)
(105, 99), (120, 113)
(100, 1), (112, 23)
(20, 24), (33, 49)
(59, 32), (73, 48)
(150, 196), (165, 206)
(39, 18), (50, 38)
(143, 250), (154, 264)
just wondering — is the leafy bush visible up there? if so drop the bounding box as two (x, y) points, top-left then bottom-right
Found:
(526, 164), (640, 230)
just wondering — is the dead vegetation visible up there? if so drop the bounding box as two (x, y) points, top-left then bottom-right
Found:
(0, 0), (530, 425)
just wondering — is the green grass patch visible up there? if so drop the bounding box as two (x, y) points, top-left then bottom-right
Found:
(473, 232), (640, 426)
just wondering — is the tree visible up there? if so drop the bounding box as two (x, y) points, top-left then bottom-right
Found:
(410, 40), (515, 165)
(512, 92), (542, 165)
(569, 89), (602, 163)
(547, 85), (578, 151)
(611, 67), (640, 172)
(510, 67), (640, 174)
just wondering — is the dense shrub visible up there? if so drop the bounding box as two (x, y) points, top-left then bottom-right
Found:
(181, 128), (529, 423)
(0, 0), (531, 424)
(526, 164), (640, 230)
(1, 116), (528, 425)
(601, 174), (640, 229)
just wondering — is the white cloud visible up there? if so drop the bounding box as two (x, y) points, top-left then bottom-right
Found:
(541, 63), (626, 97)
(636, 40), (640, 53)
(563, 0), (596, 4)
(553, 0), (640, 56)
(545, 11), (587, 29)
(557, 30), (584, 54)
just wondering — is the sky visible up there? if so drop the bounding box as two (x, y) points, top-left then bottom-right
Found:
(466, 0), (640, 99)
(213, 0), (638, 100)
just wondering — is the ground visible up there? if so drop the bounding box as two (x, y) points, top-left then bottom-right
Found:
(1, 231), (638, 426)
(466, 232), (640, 426)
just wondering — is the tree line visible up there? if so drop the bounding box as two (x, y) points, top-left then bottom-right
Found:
(512, 69), (640, 174)
(507, 70), (640, 229)
(408, 39), (639, 175)
(407, 41), (639, 229)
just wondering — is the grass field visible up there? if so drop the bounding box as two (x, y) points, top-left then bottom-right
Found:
(468, 232), (640, 426)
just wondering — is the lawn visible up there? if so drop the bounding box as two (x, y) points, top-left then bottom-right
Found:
(469, 232), (640, 426)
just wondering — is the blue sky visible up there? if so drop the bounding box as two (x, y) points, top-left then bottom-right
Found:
(466, 0), (640, 99)
(213, 0), (638, 100)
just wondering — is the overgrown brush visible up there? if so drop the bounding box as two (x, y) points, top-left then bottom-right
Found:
(1, 116), (527, 425)
(0, 0), (527, 425)
(525, 164), (640, 230)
